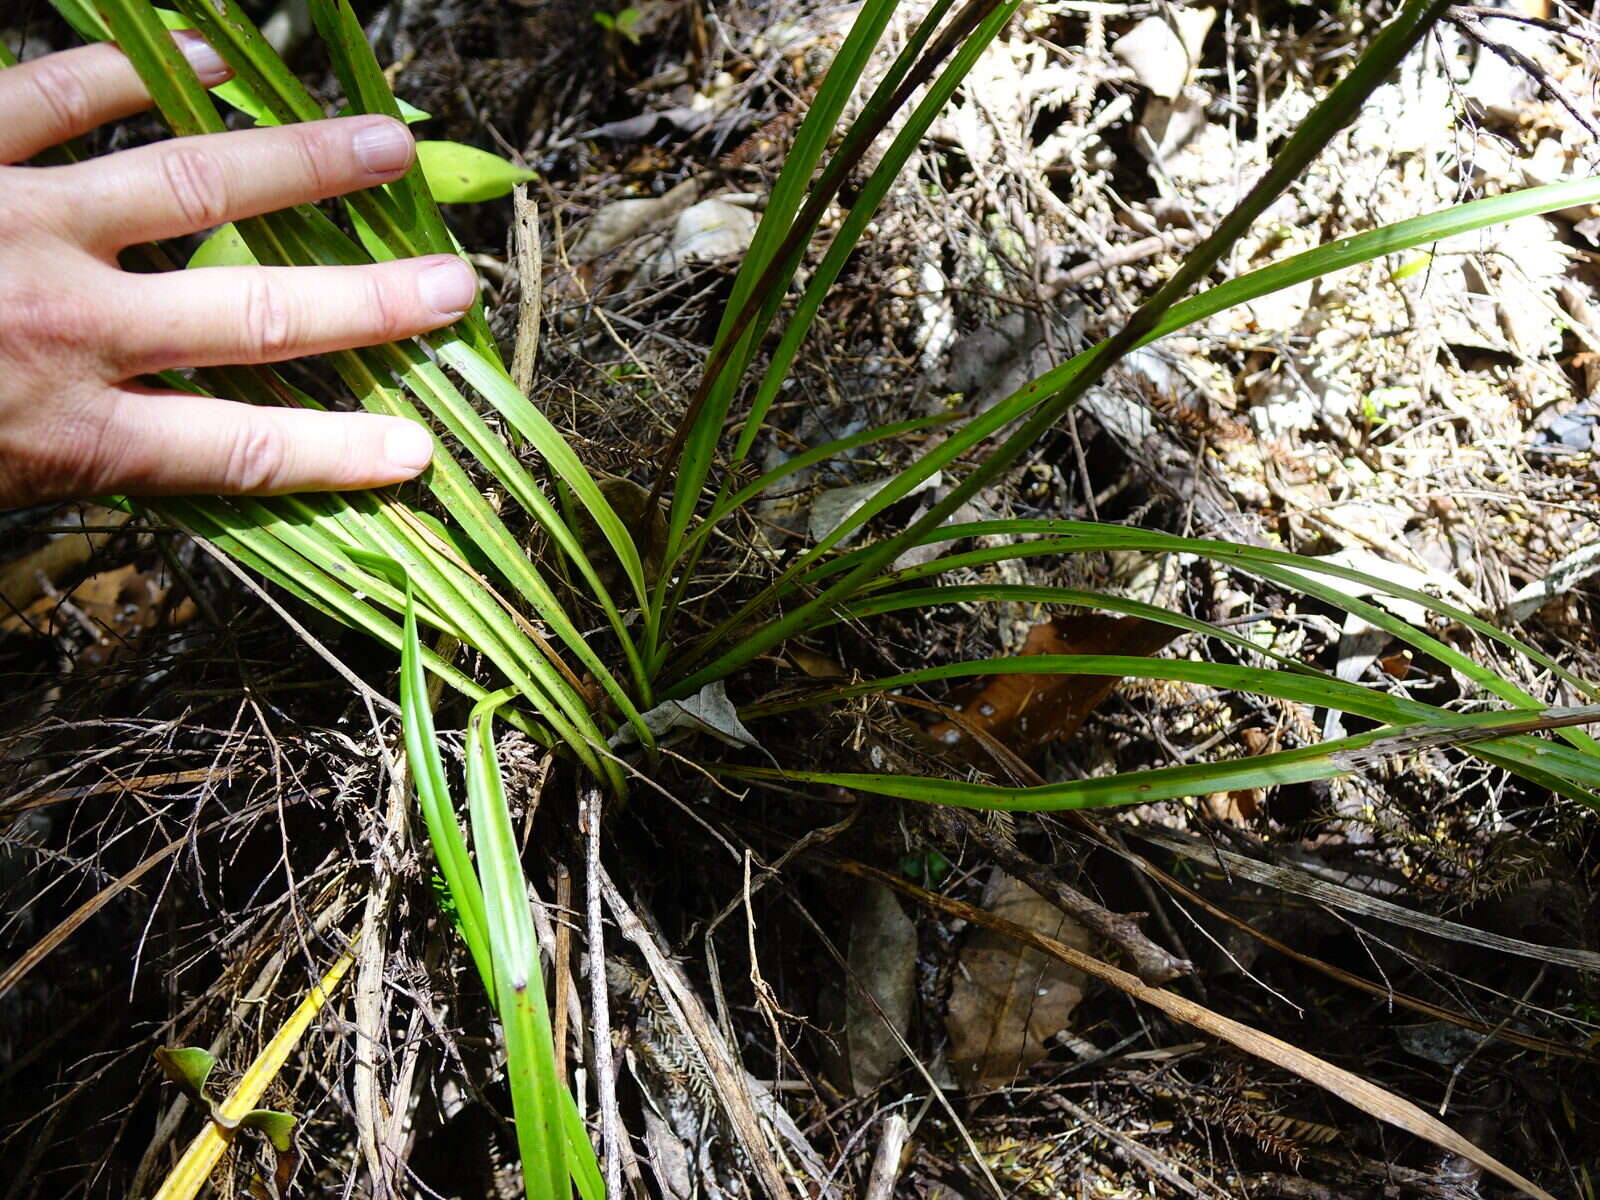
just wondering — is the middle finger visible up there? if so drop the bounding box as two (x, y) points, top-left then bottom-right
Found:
(61, 115), (417, 253)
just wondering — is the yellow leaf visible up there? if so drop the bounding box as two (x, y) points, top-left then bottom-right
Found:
(153, 947), (355, 1200)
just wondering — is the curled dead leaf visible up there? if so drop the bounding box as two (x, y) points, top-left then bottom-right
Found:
(2, 559), (196, 666)
(0, 506), (130, 614)
(946, 871), (1090, 1087)
(925, 614), (1178, 761)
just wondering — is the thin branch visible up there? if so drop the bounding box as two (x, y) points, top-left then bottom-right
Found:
(582, 787), (624, 1200)
(1450, 9), (1600, 139)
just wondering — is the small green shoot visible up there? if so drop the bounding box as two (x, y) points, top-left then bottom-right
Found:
(592, 7), (643, 44)
(153, 1045), (298, 1153)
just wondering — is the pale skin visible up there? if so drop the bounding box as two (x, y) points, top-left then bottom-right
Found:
(0, 30), (462, 508)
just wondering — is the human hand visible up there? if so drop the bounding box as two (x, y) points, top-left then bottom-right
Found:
(0, 31), (472, 507)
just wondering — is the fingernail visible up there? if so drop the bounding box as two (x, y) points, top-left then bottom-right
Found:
(351, 117), (415, 175)
(418, 258), (477, 317)
(171, 30), (230, 82)
(384, 422), (434, 474)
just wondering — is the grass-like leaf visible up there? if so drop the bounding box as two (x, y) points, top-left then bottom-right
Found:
(825, 521), (1600, 743)
(669, 175), (1600, 692)
(465, 689), (570, 1200)
(401, 591), (494, 993)
(401, 600), (604, 1197)
(722, 706), (1600, 814)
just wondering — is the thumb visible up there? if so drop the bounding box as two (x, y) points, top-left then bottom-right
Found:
(91, 388), (434, 497)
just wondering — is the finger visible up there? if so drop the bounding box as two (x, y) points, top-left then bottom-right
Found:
(109, 256), (478, 373)
(66, 115), (416, 251)
(0, 33), (230, 164)
(79, 388), (435, 497)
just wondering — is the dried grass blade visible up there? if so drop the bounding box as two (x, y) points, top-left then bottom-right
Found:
(845, 862), (1556, 1200)
(1141, 830), (1600, 974)
(0, 820), (219, 999)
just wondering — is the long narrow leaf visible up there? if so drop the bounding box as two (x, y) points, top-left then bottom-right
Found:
(726, 0), (1022, 475)
(665, 3), (1559, 690)
(401, 593), (494, 995)
(817, 520), (1600, 751)
(466, 694), (568, 1200)
(653, 0), (1015, 651)
(401, 611), (603, 1195)
(819, 583), (1321, 676)
(673, 169), (1600, 689)
(722, 706), (1600, 813)
(661, 0), (913, 562)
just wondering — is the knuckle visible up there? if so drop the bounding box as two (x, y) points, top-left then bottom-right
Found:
(0, 282), (91, 364)
(220, 422), (285, 493)
(24, 58), (95, 143)
(158, 145), (232, 231)
(290, 128), (338, 196)
(240, 273), (301, 360)
(11, 396), (118, 501)
(362, 270), (407, 336)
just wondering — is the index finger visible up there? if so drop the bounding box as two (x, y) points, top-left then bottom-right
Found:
(0, 32), (231, 164)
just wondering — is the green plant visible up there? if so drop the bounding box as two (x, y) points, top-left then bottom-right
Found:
(592, 6), (643, 45)
(152, 1047), (297, 1155)
(23, 0), (1600, 1193)
(150, 950), (355, 1200)
(401, 595), (602, 1200)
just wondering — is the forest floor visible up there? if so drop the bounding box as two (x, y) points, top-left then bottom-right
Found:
(1, 0), (1599, 1196)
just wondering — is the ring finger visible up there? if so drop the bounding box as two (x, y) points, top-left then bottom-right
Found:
(0, 33), (230, 164)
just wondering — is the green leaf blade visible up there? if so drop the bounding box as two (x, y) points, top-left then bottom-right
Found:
(418, 141), (538, 203)
(465, 697), (569, 1200)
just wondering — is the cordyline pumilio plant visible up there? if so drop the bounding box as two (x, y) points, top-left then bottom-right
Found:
(18, 0), (1600, 1195)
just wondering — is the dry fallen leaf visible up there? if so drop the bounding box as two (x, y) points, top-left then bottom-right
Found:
(611, 680), (760, 751)
(1378, 649), (1414, 680)
(946, 871), (1089, 1087)
(854, 861), (1555, 1200)
(1111, 8), (1216, 100)
(569, 476), (668, 593)
(1207, 726), (1275, 823)
(787, 647), (846, 679)
(925, 614), (1178, 761)
(639, 199), (757, 283)
(2, 560), (195, 665)
(843, 881), (917, 1095)
(0, 505), (130, 614)
(550, 177), (753, 308)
